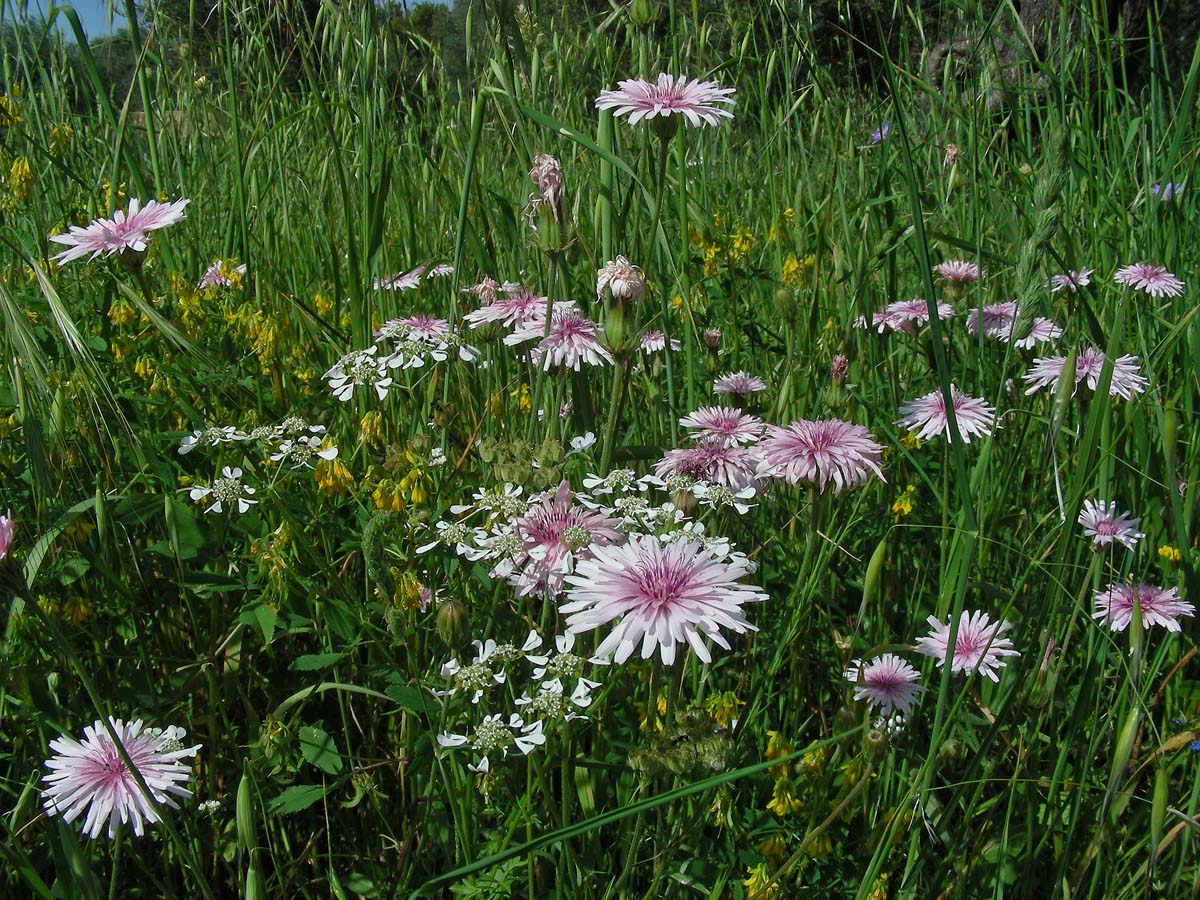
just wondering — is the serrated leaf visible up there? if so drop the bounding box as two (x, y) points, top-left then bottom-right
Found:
(267, 784), (326, 815)
(291, 652), (348, 672)
(385, 683), (431, 717)
(239, 604), (277, 645)
(299, 726), (343, 774)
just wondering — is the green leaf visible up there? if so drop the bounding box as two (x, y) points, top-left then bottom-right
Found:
(239, 604), (277, 646)
(299, 726), (343, 774)
(290, 652), (348, 672)
(267, 784), (326, 816)
(384, 683), (432, 717)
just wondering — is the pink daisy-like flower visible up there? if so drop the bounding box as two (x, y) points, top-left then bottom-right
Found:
(896, 385), (996, 444)
(915, 610), (1020, 682)
(465, 287), (549, 330)
(506, 306), (613, 370)
(196, 259), (247, 290)
(679, 406), (764, 446)
(1023, 347), (1148, 400)
(41, 718), (200, 839)
(933, 260), (983, 283)
(654, 444), (764, 492)
(374, 265), (425, 292)
(1011, 317), (1064, 349)
(375, 313), (450, 341)
(639, 330), (680, 353)
(597, 255), (646, 303)
(713, 371), (767, 397)
(1078, 499), (1144, 550)
(595, 73), (736, 128)
(1113, 263), (1184, 298)
(560, 534), (766, 665)
(427, 263), (454, 278)
(1092, 582), (1194, 632)
(865, 298), (954, 334)
(511, 481), (624, 598)
(758, 418), (885, 493)
(966, 302), (1018, 338)
(50, 198), (189, 265)
(1050, 268), (1093, 292)
(845, 654), (927, 715)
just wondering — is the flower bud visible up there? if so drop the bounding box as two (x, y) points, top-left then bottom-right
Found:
(436, 597), (469, 647)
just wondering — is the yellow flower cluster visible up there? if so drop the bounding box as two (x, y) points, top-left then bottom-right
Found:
(891, 484), (916, 521)
(1158, 545), (1182, 564)
(781, 254), (815, 287)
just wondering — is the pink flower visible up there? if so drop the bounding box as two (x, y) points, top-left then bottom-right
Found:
(654, 444), (764, 491)
(845, 654), (927, 715)
(1023, 347), (1148, 400)
(1078, 499), (1144, 550)
(713, 371), (767, 397)
(465, 286), (549, 330)
(865, 299), (954, 334)
(374, 265), (425, 292)
(1012, 317), (1063, 349)
(639, 330), (680, 353)
(50, 198), (189, 264)
(596, 73), (736, 127)
(1113, 263), (1184, 298)
(915, 610), (1019, 682)
(511, 482), (624, 598)
(758, 419), (885, 493)
(560, 534), (766, 665)
(375, 313), (450, 341)
(1050, 268), (1093, 292)
(1092, 582), (1194, 632)
(678, 406), (764, 446)
(933, 260), (983, 283)
(529, 153), (564, 218)
(196, 259), (246, 289)
(896, 385), (996, 444)
(0, 509), (12, 560)
(41, 718), (200, 839)
(506, 306), (613, 370)
(830, 354), (849, 383)
(966, 302), (1018, 338)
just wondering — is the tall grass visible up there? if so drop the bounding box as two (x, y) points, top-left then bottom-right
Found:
(1, 1), (1198, 897)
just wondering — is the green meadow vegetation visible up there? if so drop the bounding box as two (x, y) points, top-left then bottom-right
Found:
(1, 1), (1199, 897)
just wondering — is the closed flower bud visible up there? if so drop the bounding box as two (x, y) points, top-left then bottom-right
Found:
(435, 597), (468, 647)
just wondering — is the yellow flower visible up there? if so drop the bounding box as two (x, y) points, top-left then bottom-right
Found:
(49, 123), (74, 156)
(108, 298), (137, 327)
(359, 410), (384, 445)
(760, 833), (787, 866)
(767, 778), (802, 816)
(742, 864), (779, 899)
(781, 254), (815, 287)
(314, 293), (334, 317)
(801, 832), (832, 857)
(133, 356), (155, 381)
(703, 244), (720, 277)
(1158, 545), (1182, 564)
(0, 91), (23, 127)
(865, 873), (889, 900)
(782, 207), (794, 222)
(899, 431), (923, 451)
(800, 745), (826, 775)
(891, 484), (916, 521)
(703, 691), (743, 728)
(101, 178), (126, 211)
(765, 731), (794, 780)
(489, 392), (504, 420)
(730, 227), (755, 256)
(315, 458), (353, 494)
(511, 383), (532, 415)
(9, 157), (34, 202)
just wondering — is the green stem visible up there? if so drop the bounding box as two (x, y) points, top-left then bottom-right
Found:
(599, 355), (629, 474)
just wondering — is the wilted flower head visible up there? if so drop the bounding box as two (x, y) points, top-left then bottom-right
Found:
(1023, 347), (1148, 400)
(896, 385), (996, 444)
(1078, 499), (1144, 550)
(845, 654), (926, 715)
(915, 610), (1019, 682)
(50, 198), (189, 265)
(596, 73), (735, 128)
(560, 534), (766, 666)
(1092, 582), (1194, 632)
(529, 153), (564, 212)
(1050, 268), (1093, 292)
(41, 718), (200, 839)
(758, 418), (884, 493)
(1113, 263), (1184, 298)
(830, 354), (849, 383)
(597, 255), (646, 303)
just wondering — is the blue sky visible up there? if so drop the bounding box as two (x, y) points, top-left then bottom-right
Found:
(22, 1), (125, 40)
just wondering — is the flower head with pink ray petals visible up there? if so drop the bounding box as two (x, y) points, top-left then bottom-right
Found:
(464, 287), (549, 331)
(560, 534), (766, 666)
(41, 717), (200, 839)
(915, 610), (1019, 682)
(50, 198), (189, 265)
(1050, 268), (1093, 292)
(510, 482), (624, 598)
(758, 418), (885, 493)
(1078, 499), (1144, 551)
(639, 330), (680, 353)
(713, 371), (767, 397)
(506, 305), (612, 370)
(896, 385), (996, 444)
(596, 74), (736, 128)
(678, 407), (764, 447)
(1113, 263), (1185, 298)
(933, 260), (983, 283)
(654, 444), (764, 492)
(1023, 347), (1147, 400)
(1092, 582), (1194, 632)
(845, 654), (927, 715)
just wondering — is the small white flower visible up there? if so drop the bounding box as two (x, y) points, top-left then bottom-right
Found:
(567, 432), (597, 456)
(188, 466), (257, 514)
